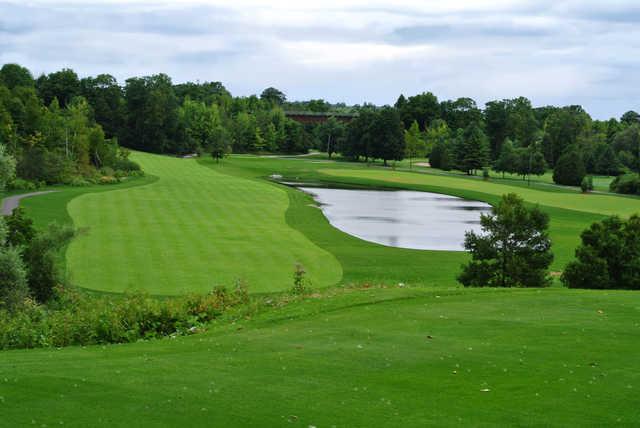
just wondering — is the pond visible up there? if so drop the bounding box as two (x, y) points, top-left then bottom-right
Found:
(299, 187), (492, 251)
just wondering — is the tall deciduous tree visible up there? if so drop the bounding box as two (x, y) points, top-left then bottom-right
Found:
(123, 74), (180, 153)
(458, 193), (553, 288)
(404, 120), (426, 168)
(260, 87), (286, 106)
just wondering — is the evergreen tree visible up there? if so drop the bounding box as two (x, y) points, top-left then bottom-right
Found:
(562, 215), (640, 289)
(456, 122), (490, 174)
(458, 193), (553, 288)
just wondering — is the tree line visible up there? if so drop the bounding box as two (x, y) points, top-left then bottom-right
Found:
(2, 62), (640, 192)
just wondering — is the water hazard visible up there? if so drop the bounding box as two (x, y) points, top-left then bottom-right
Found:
(299, 187), (492, 251)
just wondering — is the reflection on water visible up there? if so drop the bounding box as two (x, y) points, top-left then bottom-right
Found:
(299, 187), (492, 251)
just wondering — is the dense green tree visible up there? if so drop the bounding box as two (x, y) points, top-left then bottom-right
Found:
(621, 111), (640, 126)
(79, 74), (125, 139)
(5, 207), (35, 248)
(0, 64), (34, 90)
(343, 110), (375, 161)
(0, 244), (29, 311)
(36, 68), (80, 108)
(542, 106), (591, 166)
(592, 143), (622, 176)
(179, 98), (223, 153)
(506, 97), (539, 147)
(484, 100), (510, 158)
(562, 215), (640, 289)
(370, 107), (405, 166)
(260, 87), (286, 106)
(315, 116), (346, 159)
(514, 145), (546, 182)
(123, 74), (180, 153)
(429, 139), (452, 170)
(553, 149), (586, 186)
(23, 224), (75, 303)
(174, 81), (230, 105)
(458, 193), (553, 288)
(440, 97), (482, 132)
(0, 143), (16, 188)
(209, 125), (232, 162)
(612, 125), (640, 171)
(494, 139), (518, 177)
(281, 119), (309, 154)
(424, 119), (449, 155)
(404, 120), (426, 168)
(397, 92), (440, 130)
(455, 122), (490, 174)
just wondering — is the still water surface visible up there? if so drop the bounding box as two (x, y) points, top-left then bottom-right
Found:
(299, 187), (492, 251)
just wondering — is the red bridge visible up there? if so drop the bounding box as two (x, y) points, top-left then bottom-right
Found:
(284, 111), (357, 125)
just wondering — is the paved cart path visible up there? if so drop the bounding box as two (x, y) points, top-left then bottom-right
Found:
(1, 191), (57, 215)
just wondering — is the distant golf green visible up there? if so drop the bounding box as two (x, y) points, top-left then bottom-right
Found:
(65, 152), (342, 294)
(322, 168), (640, 217)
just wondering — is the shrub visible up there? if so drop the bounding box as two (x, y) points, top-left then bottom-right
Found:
(23, 223), (75, 302)
(0, 247), (29, 312)
(482, 167), (490, 181)
(99, 175), (119, 185)
(291, 263), (309, 294)
(580, 175), (593, 193)
(553, 150), (586, 186)
(562, 215), (640, 289)
(68, 177), (92, 187)
(7, 178), (38, 191)
(0, 285), (252, 350)
(114, 158), (141, 172)
(609, 173), (640, 195)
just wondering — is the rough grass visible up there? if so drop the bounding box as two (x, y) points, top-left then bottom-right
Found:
(64, 152), (341, 294)
(1, 287), (638, 427)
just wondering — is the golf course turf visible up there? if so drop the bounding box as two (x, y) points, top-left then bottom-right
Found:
(2, 287), (639, 426)
(65, 152), (342, 294)
(3, 152), (640, 426)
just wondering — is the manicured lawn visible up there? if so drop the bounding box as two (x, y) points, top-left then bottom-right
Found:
(64, 152), (341, 295)
(2, 287), (638, 427)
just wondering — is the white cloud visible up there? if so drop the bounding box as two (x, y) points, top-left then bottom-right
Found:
(1, 0), (639, 118)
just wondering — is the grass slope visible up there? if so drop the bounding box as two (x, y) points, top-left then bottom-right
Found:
(2, 287), (639, 427)
(65, 152), (341, 294)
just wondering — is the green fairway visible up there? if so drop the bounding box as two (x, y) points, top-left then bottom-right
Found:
(64, 152), (341, 294)
(2, 287), (639, 427)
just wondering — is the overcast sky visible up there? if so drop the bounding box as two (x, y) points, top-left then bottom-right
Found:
(1, 0), (639, 119)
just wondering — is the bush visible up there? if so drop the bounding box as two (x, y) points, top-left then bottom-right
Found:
(0, 285), (252, 350)
(7, 178), (39, 191)
(562, 215), (640, 289)
(114, 158), (141, 172)
(609, 173), (640, 195)
(553, 150), (586, 186)
(482, 167), (490, 180)
(99, 175), (120, 185)
(291, 263), (309, 294)
(23, 223), (75, 302)
(68, 177), (92, 187)
(580, 176), (593, 193)
(0, 247), (29, 312)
